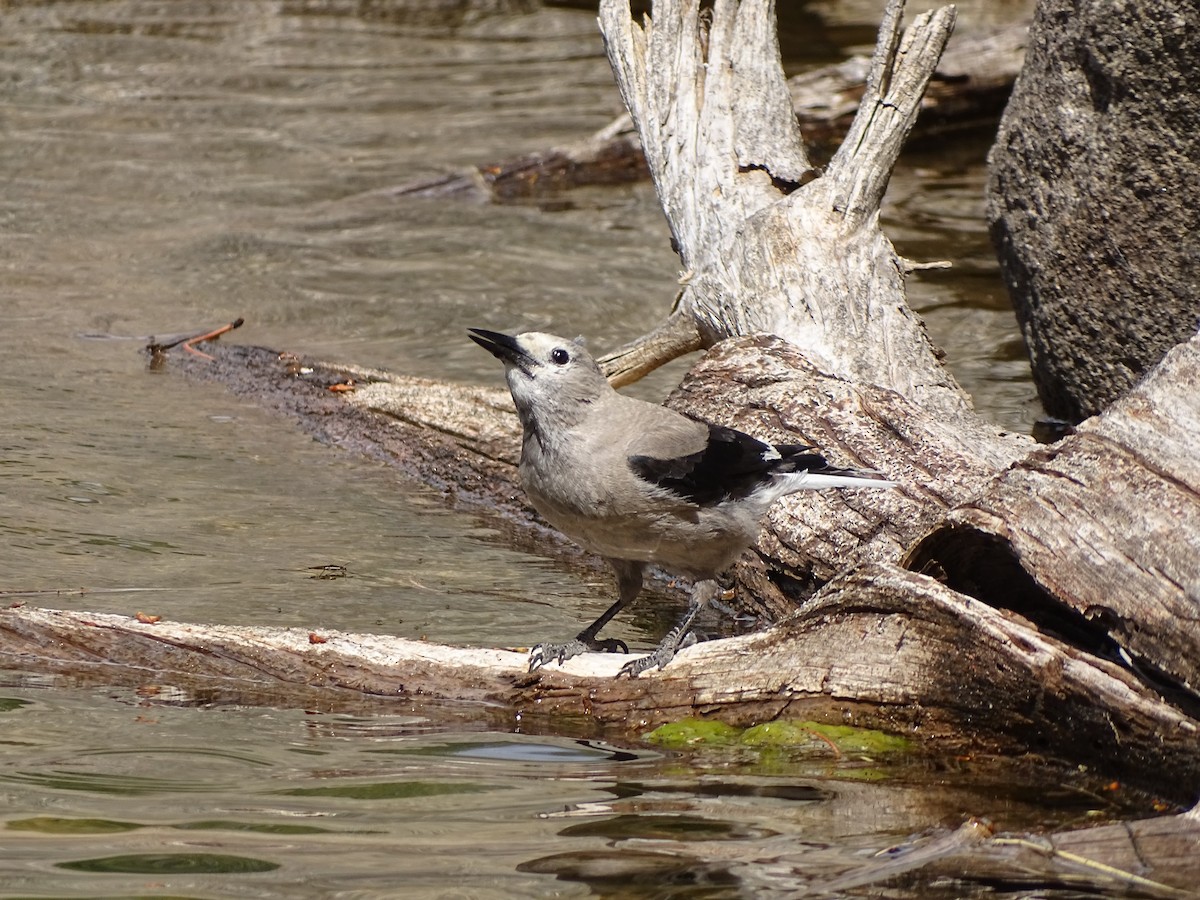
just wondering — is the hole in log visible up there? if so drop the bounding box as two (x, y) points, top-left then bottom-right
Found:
(735, 163), (815, 194)
(905, 525), (1200, 719)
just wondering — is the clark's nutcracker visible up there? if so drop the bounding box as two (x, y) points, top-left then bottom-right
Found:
(469, 328), (896, 676)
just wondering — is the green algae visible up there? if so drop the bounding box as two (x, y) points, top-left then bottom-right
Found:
(645, 718), (912, 758)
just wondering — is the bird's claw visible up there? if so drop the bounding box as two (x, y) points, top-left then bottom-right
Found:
(618, 647), (672, 677)
(528, 640), (581, 672)
(528, 636), (630, 672)
(617, 631), (697, 678)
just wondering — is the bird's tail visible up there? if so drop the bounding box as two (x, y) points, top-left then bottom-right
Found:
(771, 447), (897, 494)
(782, 470), (898, 490)
(752, 465), (895, 507)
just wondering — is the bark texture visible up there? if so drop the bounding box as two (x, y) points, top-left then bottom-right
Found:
(906, 331), (1200, 698)
(5, 557), (1199, 802)
(660, 335), (1027, 621)
(597, 0), (973, 422)
(987, 0), (1200, 422)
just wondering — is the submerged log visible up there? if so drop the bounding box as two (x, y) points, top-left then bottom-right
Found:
(4, 557), (1198, 802)
(5, 596), (1200, 887)
(363, 22), (1025, 204)
(642, 812), (1200, 897)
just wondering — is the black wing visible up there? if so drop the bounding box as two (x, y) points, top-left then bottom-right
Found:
(629, 422), (824, 505)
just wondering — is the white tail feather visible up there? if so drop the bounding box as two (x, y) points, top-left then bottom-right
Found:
(749, 471), (897, 507)
(788, 472), (898, 491)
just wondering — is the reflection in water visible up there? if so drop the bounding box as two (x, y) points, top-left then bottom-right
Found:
(0, 677), (1148, 898)
(557, 813), (780, 842)
(519, 849), (743, 899)
(0, 0), (1082, 895)
(56, 852), (282, 874)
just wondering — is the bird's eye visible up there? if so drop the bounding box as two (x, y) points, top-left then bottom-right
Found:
(550, 348), (570, 365)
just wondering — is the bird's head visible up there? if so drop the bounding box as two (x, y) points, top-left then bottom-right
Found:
(469, 328), (609, 431)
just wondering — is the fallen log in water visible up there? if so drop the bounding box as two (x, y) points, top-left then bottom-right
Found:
(3, 536), (1198, 805)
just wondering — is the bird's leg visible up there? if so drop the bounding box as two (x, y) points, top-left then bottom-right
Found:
(528, 560), (643, 672)
(618, 579), (724, 677)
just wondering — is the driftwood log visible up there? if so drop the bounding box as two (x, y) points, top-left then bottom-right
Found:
(4, 581), (1200, 888)
(4, 0), (1199, 831)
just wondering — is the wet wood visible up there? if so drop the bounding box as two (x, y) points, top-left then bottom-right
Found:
(384, 117), (649, 202)
(1031, 809), (1200, 897)
(659, 813), (1200, 897)
(5, 594), (1197, 892)
(135, 343), (619, 577)
(4, 559), (1198, 802)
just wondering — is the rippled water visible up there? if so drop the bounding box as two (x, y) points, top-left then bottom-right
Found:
(2, 0), (680, 651)
(1, 673), (1147, 898)
(0, 0), (1112, 895)
(1, 676), (660, 897)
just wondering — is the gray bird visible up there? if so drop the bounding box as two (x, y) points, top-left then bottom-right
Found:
(469, 328), (896, 676)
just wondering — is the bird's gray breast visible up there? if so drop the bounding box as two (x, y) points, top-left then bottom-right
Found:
(517, 426), (758, 576)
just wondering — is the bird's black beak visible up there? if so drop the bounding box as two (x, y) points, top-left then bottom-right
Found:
(469, 328), (529, 368)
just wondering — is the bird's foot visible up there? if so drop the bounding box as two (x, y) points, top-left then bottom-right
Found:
(528, 636), (629, 672)
(618, 632), (698, 678)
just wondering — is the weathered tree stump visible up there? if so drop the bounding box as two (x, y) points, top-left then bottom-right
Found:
(594, 0), (972, 421)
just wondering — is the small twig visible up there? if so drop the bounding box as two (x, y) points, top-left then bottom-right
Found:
(597, 308), (704, 387)
(805, 727), (844, 758)
(182, 318), (243, 359)
(147, 318), (244, 360)
(991, 837), (1194, 898)
(901, 257), (953, 273)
